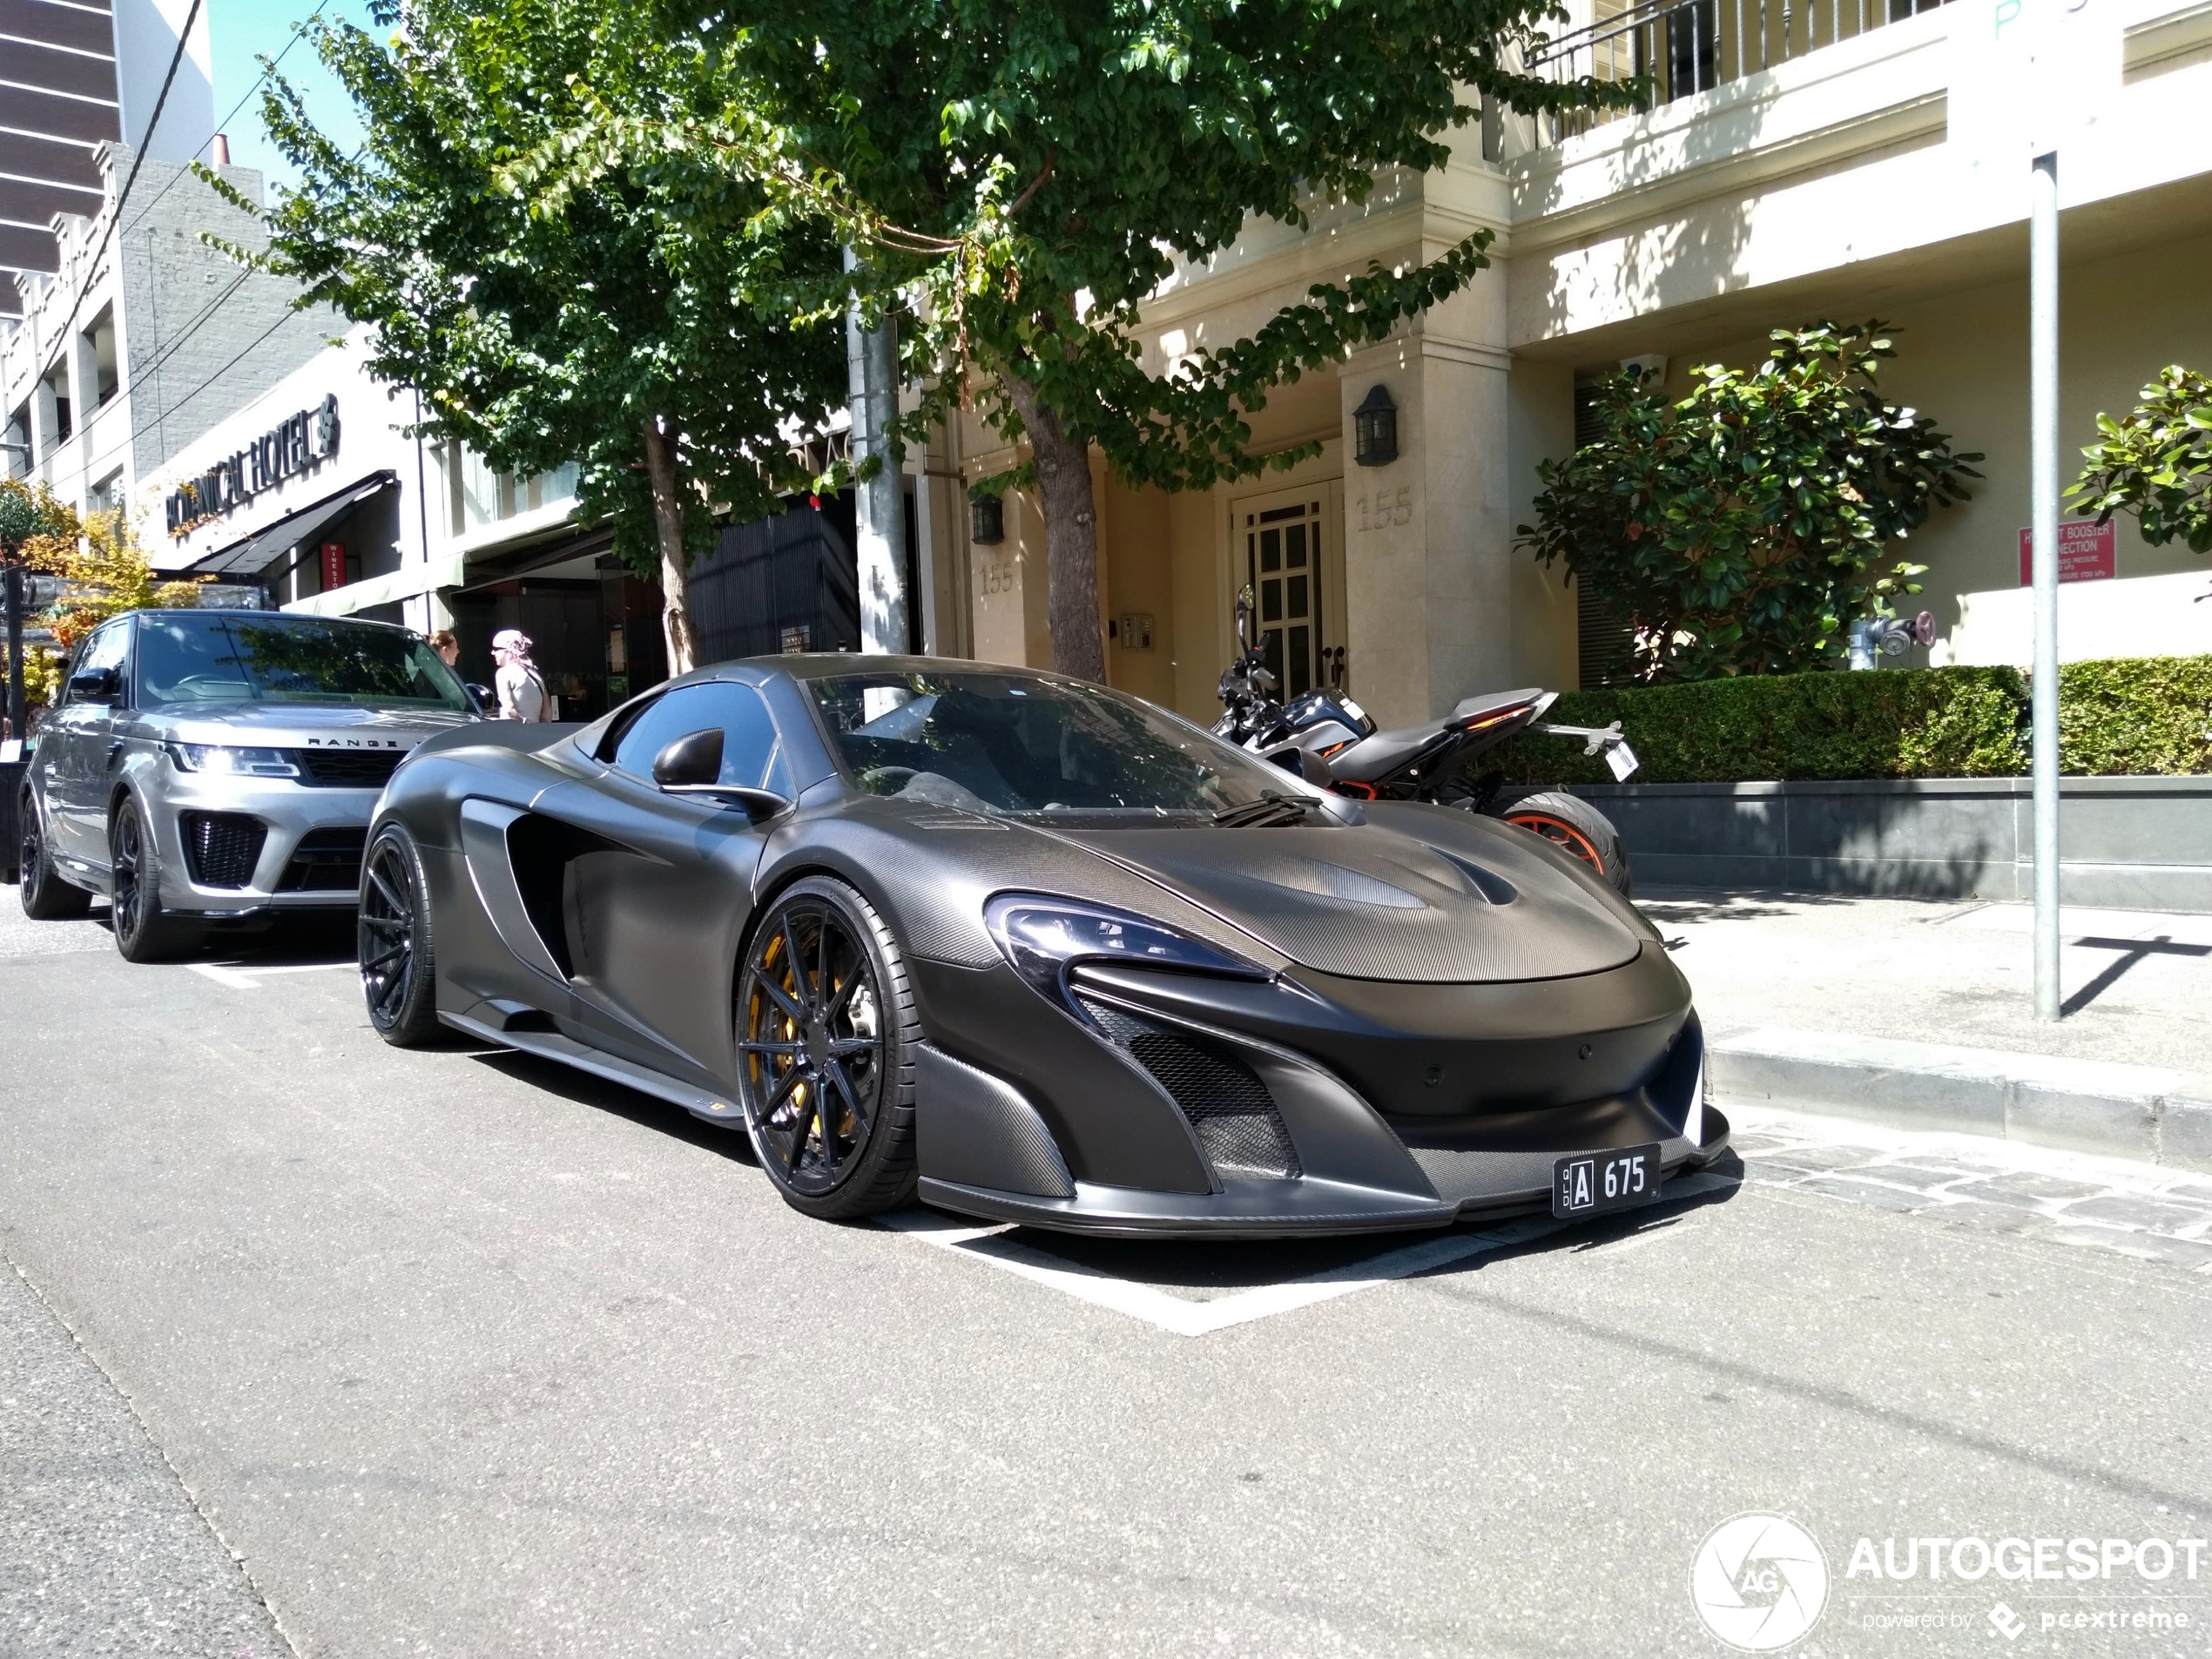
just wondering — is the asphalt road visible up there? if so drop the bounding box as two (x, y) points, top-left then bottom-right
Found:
(3, 901), (2209, 1657)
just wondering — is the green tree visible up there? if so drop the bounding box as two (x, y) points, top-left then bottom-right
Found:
(1517, 322), (1982, 683)
(533, 0), (1636, 679)
(2068, 365), (2212, 555)
(223, 0), (849, 673)
(0, 483), (201, 715)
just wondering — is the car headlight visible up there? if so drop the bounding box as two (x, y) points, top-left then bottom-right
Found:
(167, 744), (301, 779)
(983, 893), (1271, 1004)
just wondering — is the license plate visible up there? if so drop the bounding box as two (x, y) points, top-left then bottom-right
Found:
(1553, 1143), (1662, 1218)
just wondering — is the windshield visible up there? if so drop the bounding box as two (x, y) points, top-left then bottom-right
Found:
(135, 614), (472, 711)
(806, 671), (1303, 819)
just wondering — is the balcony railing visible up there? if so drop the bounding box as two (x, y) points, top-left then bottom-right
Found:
(1522, 0), (1950, 145)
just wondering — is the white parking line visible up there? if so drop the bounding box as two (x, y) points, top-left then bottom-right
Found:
(186, 961), (354, 989)
(880, 1181), (1736, 1335)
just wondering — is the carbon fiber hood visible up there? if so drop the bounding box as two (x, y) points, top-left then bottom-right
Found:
(1053, 808), (1644, 983)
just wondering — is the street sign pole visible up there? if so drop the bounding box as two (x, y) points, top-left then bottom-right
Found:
(2029, 148), (2062, 1020)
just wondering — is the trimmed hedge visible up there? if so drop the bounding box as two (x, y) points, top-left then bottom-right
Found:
(1496, 655), (2212, 784)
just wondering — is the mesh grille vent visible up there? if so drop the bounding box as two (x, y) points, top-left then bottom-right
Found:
(179, 812), (266, 888)
(292, 748), (406, 788)
(278, 826), (368, 892)
(1076, 995), (1301, 1180)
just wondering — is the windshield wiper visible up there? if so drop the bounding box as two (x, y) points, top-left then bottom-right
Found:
(1211, 790), (1311, 829)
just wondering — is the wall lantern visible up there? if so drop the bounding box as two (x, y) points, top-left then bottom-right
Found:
(970, 491), (1006, 545)
(1352, 384), (1399, 468)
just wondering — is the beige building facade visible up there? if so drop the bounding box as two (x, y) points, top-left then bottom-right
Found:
(914, 0), (2212, 729)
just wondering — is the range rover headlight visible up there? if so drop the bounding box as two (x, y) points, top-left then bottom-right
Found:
(168, 744), (300, 779)
(982, 893), (1270, 1003)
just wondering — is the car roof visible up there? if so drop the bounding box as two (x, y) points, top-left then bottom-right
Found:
(727, 653), (1053, 685)
(125, 609), (418, 631)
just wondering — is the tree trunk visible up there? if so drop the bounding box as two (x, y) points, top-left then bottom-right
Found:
(642, 415), (697, 677)
(1001, 375), (1105, 682)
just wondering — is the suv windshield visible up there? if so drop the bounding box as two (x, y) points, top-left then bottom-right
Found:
(806, 671), (1301, 819)
(136, 614), (471, 711)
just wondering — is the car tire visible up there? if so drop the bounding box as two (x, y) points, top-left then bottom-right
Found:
(736, 875), (920, 1221)
(358, 823), (444, 1047)
(1494, 790), (1634, 899)
(19, 793), (91, 921)
(109, 798), (200, 962)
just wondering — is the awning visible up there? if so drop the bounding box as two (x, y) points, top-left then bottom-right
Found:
(282, 550), (469, 618)
(180, 472), (399, 577)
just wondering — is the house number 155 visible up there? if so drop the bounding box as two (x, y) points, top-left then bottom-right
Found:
(1356, 488), (1413, 532)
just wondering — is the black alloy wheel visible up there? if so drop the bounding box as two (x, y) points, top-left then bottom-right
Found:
(19, 794), (91, 921)
(359, 825), (442, 1046)
(109, 798), (199, 962)
(736, 876), (919, 1219)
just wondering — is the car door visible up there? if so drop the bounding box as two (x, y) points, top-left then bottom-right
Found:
(528, 679), (792, 1088)
(42, 619), (132, 865)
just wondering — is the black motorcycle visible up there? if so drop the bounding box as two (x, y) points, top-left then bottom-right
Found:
(1214, 590), (1638, 895)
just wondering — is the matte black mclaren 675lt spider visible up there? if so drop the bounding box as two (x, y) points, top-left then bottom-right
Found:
(358, 658), (1728, 1236)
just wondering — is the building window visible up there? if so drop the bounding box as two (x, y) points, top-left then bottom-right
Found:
(448, 444), (579, 535)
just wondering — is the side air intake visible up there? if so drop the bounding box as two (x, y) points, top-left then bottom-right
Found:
(179, 812), (266, 888)
(1076, 995), (1302, 1181)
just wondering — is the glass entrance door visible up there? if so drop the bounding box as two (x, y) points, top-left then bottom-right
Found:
(1243, 496), (1331, 698)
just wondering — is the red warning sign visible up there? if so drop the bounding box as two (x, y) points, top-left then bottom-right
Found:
(2018, 520), (2116, 585)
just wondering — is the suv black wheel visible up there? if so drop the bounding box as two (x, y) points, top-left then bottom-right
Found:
(359, 824), (443, 1046)
(110, 798), (200, 962)
(19, 793), (91, 921)
(736, 876), (920, 1220)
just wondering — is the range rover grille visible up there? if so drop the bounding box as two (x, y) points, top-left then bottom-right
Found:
(179, 812), (266, 888)
(1076, 995), (1302, 1180)
(290, 748), (407, 788)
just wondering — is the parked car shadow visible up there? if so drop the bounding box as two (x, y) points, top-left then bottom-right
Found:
(958, 1153), (1747, 1298)
(467, 1046), (761, 1168)
(189, 910), (359, 968)
(460, 1035), (1743, 1298)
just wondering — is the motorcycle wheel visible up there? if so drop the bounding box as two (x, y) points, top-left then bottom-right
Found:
(1490, 790), (1633, 899)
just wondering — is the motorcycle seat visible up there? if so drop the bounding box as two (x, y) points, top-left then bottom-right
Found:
(1329, 721), (1453, 780)
(1449, 687), (1545, 725)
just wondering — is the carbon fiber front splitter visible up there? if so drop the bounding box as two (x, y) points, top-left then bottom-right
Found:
(919, 1109), (1732, 1239)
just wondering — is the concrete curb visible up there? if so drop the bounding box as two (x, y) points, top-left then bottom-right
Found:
(1709, 1026), (2212, 1173)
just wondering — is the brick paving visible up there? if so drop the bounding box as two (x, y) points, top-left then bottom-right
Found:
(1727, 1105), (2212, 1273)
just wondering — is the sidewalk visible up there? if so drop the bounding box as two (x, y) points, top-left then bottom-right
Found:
(1649, 889), (2212, 1170)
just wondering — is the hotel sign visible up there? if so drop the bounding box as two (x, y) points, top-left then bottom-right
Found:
(165, 395), (341, 536)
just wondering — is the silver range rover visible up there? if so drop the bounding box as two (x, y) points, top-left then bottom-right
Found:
(17, 609), (481, 961)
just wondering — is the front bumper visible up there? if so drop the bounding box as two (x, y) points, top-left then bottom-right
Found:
(918, 1112), (1732, 1238)
(908, 948), (1731, 1238)
(150, 772), (379, 914)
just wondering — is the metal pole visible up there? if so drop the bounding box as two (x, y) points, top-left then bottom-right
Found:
(844, 247), (908, 656)
(2030, 149), (2061, 1021)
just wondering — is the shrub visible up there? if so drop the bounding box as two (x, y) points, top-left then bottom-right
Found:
(1516, 322), (1981, 682)
(1496, 656), (2212, 783)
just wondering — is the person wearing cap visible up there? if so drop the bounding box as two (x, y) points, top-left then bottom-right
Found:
(491, 629), (550, 722)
